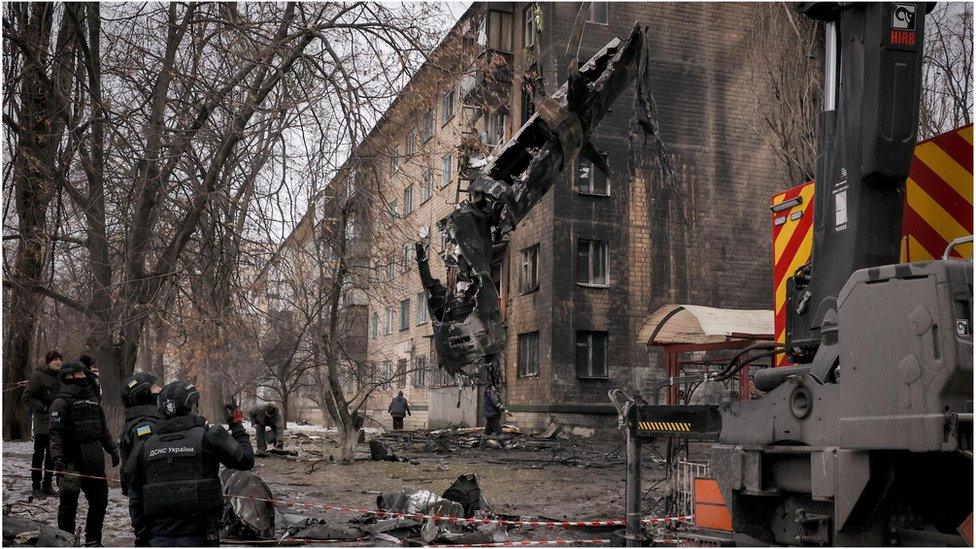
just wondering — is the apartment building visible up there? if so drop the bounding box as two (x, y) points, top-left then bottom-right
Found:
(276, 2), (795, 432)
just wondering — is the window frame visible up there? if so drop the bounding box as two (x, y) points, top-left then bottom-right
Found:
(421, 110), (434, 142)
(520, 87), (535, 125)
(399, 298), (411, 331)
(390, 146), (400, 175)
(370, 312), (379, 339)
(421, 168), (433, 202)
(576, 159), (610, 196)
(519, 244), (540, 294)
(575, 331), (609, 379)
(485, 9), (514, 53)
(416, 291), (429, 324)
(412, 356), (428, 388)
(384, 306), (394, 335)
(587, 2), (609, 25)
(517, 331), (540, 377)
(403, 185), (414, 215)
(396, 358), (407, 388)
(576, 239), (609, 287)
(440, 154), (453, 188)
(440, 89), (455, 126)
(406, 130), (416, 156)
(401, 244), (413, 274)
(523, 5), (536, 48)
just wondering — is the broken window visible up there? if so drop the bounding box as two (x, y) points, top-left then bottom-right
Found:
(523, 4), (536, 48)
(403, 186), (414, 214)
(385, 306), (394, 335)
(413, 356), (428, 388)
(520, 86), (535, 125)
(520, 244), (539, 293)
(421, 110), (434, 142)
(421, 168), (433, 201)
(399, 298), (411, 331)
(401, 244), (413, 274)
(371, 312), (379, 340)
(441, 89), (455, 126)
(440, 154), (453, 188)
(397, 359), (408, 388)
(517, 331), (540, 377)
(576, 239), (608, 285)
(576, 159), (609, 196)
(416, 291), (428, 324)
(483, 8), (513, 52)
(576, 331), (609, 378)
(588, 2), (609, 24)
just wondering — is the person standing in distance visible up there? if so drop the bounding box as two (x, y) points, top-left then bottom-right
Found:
(128, 381), (253, 546)
(49, 361), (119, 546)
(22, 350), (63, 498)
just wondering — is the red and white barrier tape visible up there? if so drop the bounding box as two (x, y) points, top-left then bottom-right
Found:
(3, 381), (29, 393)
(431, 540), (611, 547)
(27, 467), (692, 529)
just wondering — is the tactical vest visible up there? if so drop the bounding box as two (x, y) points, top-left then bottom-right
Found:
(119, 408), (159, 497)
(141, 424), (222, 518)
(69, 397), (105, 444)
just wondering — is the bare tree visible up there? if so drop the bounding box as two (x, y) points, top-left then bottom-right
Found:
(919, 2), (973, 139)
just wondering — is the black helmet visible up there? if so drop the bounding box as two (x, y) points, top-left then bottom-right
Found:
(58, 361), (87, 384)
(121, 372), (159, 407)
(158, 380), (201, 418)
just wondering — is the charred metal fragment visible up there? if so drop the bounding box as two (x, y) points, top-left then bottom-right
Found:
(418, 24), (665, 383)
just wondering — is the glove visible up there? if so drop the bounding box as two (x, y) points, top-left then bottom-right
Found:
(223, 403), (244, 426)
(110, 450), (120, 468)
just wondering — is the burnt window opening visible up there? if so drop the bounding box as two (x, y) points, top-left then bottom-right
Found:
(441, 154), (454, 188)
(484, 110), (507, 146)
(520, 86), (535, 125)
(421, 110), (434, 142)
(576, 159), (609, 196)
(384, 306), (394, 335)
(576, 331), (609, 378)
(523, 5), (537, 48)
(399, 299), (411, 331)
(403, 186), (414, 214)
(416, 291), (429, 324)
(520, 244), (539, 293)
(421, 168), (433, 202)
(577, 239), (609, 286)
(441, 89), (455, 126)
(517, 331), (540, 377)
(588, 2), (609, 24)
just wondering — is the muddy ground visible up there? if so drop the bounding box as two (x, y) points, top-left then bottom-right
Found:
(3, 424), (688, 546)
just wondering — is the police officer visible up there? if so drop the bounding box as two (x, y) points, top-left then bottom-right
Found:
(128, 380), (254, 546)
(247, 403), (284, 453)
(118, 372), (163, 546)
(49, 361), (119, 546)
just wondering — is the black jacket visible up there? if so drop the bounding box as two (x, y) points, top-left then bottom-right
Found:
(48, 384), (115, 473)
(21, 366), (60, 435)
(128, 415), (254, 539)
(118, 404), (163, 496)
(388, 396), (410, 418)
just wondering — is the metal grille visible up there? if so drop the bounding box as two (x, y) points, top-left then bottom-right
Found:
(673, 460), (710, 517)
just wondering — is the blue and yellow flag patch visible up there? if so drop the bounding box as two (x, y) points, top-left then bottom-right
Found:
(135, 424), (152, 438)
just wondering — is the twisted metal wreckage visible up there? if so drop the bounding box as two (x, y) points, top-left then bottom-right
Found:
(417, 21), (669, 388)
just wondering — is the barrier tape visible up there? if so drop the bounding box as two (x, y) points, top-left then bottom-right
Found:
(4, 380), (28, 386)
(26, 467), (693, 529)
(3, 382), (29, 393)
(431, 540), (611, 547)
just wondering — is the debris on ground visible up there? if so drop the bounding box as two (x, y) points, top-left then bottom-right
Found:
(220, 469), (276, 540)
(2, 515), (74, 546)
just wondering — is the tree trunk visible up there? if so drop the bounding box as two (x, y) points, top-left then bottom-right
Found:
(339, 419), (359, 464)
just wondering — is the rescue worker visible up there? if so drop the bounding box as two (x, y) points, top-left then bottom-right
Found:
(49, 361), (119, 546)
(483, 385), (505, 435)
(128, 381), (253, 546)
(118, 372), (163, 546)
(247, 403), (284, 453)
(21, 350), (63, 498)
(388, 391), (411, 430)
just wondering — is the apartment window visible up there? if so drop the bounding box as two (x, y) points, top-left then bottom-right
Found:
(440, 154), (453, 188)
(421, 110), (434, 142)
(486, 111), (507, 146)
(413, 356), (428, 388)
(395, 359), (407, 388)
(421, 168), (433, 201)
(520, 244), (539, 293)
(576, 159), (609, 195)
(523, 5), (536, 48)
(520, 87), (535, 124)
(399, 299), (411, 331)
(385, 306), (394, 335)
(406, 131), (415, 156)
(386, 257), (396, 281)
(441, 89), (455, 126)
(588, 2), (609, 24)
(576, 331), (609, 378)
(517, 332), (540, 377)
(485, 9), (513, 52)
(403, 186), (414, 214)
(577, 239), (608, 285)
(402, 244), (414, 274)
(416, 291), (428, 324)
(383, 360), (393, 387)
(390, 146), (400, 174)
(371, 312), (379, 339)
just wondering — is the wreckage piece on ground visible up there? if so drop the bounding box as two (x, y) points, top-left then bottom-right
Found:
(418, 23), (666, 383)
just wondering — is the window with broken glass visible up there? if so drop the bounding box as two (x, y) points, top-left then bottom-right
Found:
(401, 244), (413, 274)
(517, 331), (540, 377)
(399, 299), (411, 331)
(403, 186), (414, 214)
(416, 291), (428, 324)
(520, 86), (535, 125)
(440, 154), (453, 188)
(520, 244), (539, 293)
(441, 89), (455, 126)
(413, 356), (428, 388)
(576, 331), (609, 378)
(421, 168), (433, 201)
(421, 110), (434, 142)
(486, 111), (507, 146)
(576, 159), (609, 196)
(576, 239), (608, 285)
